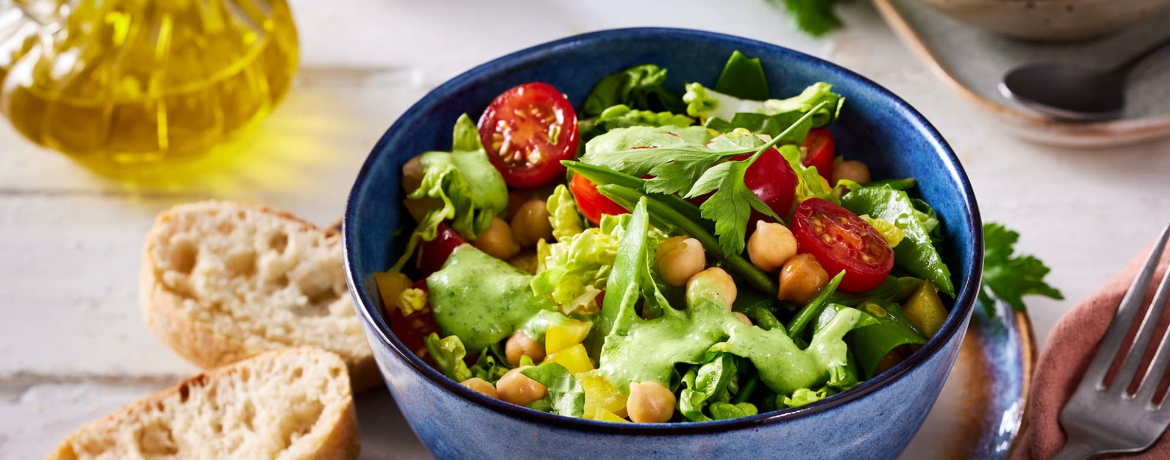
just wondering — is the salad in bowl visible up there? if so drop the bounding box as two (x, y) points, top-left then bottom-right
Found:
(372, 51), (955, 424)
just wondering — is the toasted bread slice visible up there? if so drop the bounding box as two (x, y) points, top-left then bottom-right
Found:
(47, 348), (360, 460)
(140, 201), (377, 390)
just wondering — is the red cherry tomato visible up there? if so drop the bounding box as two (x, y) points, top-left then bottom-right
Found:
(416, 223), (467, 278)
(790, 198), (893, 293)
(569, 172), (628, 225)
(478, 82), (579, 188)
(732, 148), (798, 229)
(387, 280), (437, 359)
(801, 128), (835, 180)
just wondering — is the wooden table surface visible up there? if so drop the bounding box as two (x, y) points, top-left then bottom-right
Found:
(2, 0), (1168, 458)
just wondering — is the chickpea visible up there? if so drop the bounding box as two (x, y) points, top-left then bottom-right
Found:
(733, 311), (753, 326)
(473, 217), (521, 260)
(627, 381), (676, 423)
(401, 156), (425, 193)
(511, 199), (554, 247)
(505, 331), (546, 366)
(496, 366), (547, 406)
(832, 160), (871, 185)
(747, 222), (798, 272)
(656, 236), (706, 287)
(686, 267), (737, 310)
(505, 189), (533, 220)
(777, 254), (830, 304)
(461, 377), (499, 399)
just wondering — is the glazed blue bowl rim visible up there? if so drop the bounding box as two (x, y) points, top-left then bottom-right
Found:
(344, 27), (984, 435)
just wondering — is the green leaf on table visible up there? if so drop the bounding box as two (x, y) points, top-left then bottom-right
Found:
(765, 0), (843, 37)
(521, 362), (586, 417)
(980, 222), (1064, 315)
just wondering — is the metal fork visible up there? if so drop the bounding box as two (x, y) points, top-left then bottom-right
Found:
(1055, 224), (1170, 460)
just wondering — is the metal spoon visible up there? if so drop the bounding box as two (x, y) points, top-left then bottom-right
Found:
(999, 36), (1170, 121)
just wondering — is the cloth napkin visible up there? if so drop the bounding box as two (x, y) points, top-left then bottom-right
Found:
(1013, 242), (1170, 460)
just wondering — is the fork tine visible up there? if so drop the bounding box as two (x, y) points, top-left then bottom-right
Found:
(1082, 224), (1170, 390)
(1118, 229), (1170, 394)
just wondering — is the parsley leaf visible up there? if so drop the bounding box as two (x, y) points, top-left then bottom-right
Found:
(979, 222), (1064, 316)
(686, 156), (781, 254)
(766, 0), (842, 37)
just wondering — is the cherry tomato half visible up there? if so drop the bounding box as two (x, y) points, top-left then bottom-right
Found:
(416, 223), (467, 278)
(790, 198), (893, 293)
(388, 280), (437, 359)
(732, 148), (798, 228)
(569, 173), (629, 225)
(478, 82), (579, 188)
(801, 128), (835, 181)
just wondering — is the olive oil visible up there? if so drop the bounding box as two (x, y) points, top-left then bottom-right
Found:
(0, 0), (298, 176)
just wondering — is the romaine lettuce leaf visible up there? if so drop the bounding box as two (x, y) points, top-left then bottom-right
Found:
(781, 387), (829, 408)
(683, 82), (844, 127)
(531, 213), (631, 316)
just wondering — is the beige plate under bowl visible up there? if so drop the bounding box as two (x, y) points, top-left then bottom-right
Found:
(876, 0), (1170, 147)
(917, 0), (1170, 42)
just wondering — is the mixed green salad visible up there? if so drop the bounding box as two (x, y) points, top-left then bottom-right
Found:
(374, 51), (966, 423)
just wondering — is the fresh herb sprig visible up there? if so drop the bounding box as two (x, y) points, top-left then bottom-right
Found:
(684, 101), (830, 254)
(979, 222), (1063, 315)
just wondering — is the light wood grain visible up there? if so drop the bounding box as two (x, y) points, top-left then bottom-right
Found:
(1, 0), (1169, 458)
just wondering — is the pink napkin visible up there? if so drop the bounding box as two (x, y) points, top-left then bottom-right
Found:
(1013, 242), (1170, 460)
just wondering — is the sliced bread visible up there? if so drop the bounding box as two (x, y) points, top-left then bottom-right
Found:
(139, 201), (377, 390)
(46, 348), (360, 460)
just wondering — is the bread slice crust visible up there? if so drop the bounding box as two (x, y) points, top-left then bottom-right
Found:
(140, 201), (377, 390)
(46, 348), (360, 460)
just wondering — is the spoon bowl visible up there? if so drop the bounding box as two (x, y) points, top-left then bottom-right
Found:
(1000, 63), (1125, 121)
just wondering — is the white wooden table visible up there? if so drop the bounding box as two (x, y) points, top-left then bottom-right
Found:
(1, 0), (1168, 458)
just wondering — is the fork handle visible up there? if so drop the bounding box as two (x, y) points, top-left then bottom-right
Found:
(1052, 441), (1098, 460)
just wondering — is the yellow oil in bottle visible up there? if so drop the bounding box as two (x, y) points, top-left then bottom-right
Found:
(0, 0), (298, 178)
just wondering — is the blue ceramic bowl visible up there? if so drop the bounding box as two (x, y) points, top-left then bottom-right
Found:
(344, 28), (983, 460)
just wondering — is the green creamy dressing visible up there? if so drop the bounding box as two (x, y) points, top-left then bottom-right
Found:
(599, 301), (863, 395)
(427, 245), (566, 352)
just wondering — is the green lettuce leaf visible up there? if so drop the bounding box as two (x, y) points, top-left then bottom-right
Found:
(683, 82), (844, 127)
(581, 64), (686, 117)
(521, 362), (586, 417)
(580, 104), (695, 142)
(980, 223), (1064, 315)
(423, 333), (472, 382)
(704, 111), (812, 144)
(547, 184), (585, 242)
(391, 114), (508, 271)
(778, 144), (836, 204)
(709, 402), (759, 420)
(840, 186), (954, 296)
(781, 387), (829, 408)
(678, 353), (738, 421)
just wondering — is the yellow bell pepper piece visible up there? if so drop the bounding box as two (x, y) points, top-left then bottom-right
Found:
(374, 272), (413, 313)
(547, 343), (594, 375)
(903, 282), (947, 338)
(545, 320), (592, 354)
(578, 370), (627, 419)
(594, 408), (629, 423)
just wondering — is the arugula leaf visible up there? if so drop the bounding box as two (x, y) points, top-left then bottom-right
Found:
(840, 186), (954, 296)
(684, 82), (844, 127)
(715, 51), (770, 100)
(391, 114), (508, 271)
(423, 333), (472, 382)
(521, 362), (586, 417)
(582, 64), (686, 117)
(765, 0), (843, 36)
(980, 223), (1064, 315)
